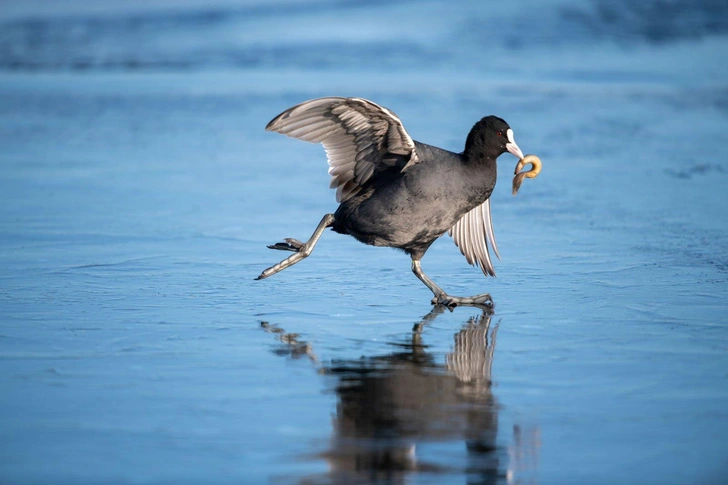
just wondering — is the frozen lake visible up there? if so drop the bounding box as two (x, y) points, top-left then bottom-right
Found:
(1, 1), (727, 483)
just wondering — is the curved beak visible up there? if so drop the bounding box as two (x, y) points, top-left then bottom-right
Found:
(505, 128), (524, 159)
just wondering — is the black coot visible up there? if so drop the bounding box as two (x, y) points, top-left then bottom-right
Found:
(256, 97), (529, 308)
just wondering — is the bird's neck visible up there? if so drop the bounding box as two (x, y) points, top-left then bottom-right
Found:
(461, 135), (501, 199)
(463, 141), (500, 167)
(459, 152), (498, 202)
(462, 148), (498, 177)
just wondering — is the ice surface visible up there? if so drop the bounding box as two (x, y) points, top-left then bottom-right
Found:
(1, 0), (727, 483)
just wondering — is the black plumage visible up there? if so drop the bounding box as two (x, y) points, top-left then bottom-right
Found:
(256, 97), (529, 308)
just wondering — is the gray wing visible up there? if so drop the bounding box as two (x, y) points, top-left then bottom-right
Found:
(266, 97), (420, 202)
(448, 198), (501, 277)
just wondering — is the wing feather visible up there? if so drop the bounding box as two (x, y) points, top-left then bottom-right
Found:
(266, 97), (420, 202)
(448, 198), (501, 277)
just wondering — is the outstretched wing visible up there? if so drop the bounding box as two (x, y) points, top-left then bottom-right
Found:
(448, 198), (501, 277)
(266, 97), (420, 202)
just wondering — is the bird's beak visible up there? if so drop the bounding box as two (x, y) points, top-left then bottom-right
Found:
(505, 129), (524, 159)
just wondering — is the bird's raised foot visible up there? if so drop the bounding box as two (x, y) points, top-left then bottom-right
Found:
(267, 238), (305, 252)
(255, 268), (272, 280)
(431, 293), (494, 311)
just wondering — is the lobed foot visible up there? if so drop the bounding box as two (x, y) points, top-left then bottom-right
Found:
(267, 238), (305, 252)
(431, 292), (494, 310)
(256, 214), (335, 282)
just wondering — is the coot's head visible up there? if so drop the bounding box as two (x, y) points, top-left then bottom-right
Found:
(464, 115), (524, 160)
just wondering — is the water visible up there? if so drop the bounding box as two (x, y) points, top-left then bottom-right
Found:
(1, 0), (727, 483)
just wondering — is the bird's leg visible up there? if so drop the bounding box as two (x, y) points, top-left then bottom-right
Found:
(411, 260), (494, 310)
(256, 214), (335, 280)
(411, 260), (446, 297)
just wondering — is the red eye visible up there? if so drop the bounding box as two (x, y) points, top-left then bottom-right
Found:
(496, 131), (503, 137)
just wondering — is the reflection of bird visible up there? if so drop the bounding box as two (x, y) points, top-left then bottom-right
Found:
(263, 307), (504, 484)
(446, 315), (498, 394)
(256, 97), (533, 307)
(324, 310), (502, 484)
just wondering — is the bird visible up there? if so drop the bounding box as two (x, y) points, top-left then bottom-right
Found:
(255, 97), (540, 308)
